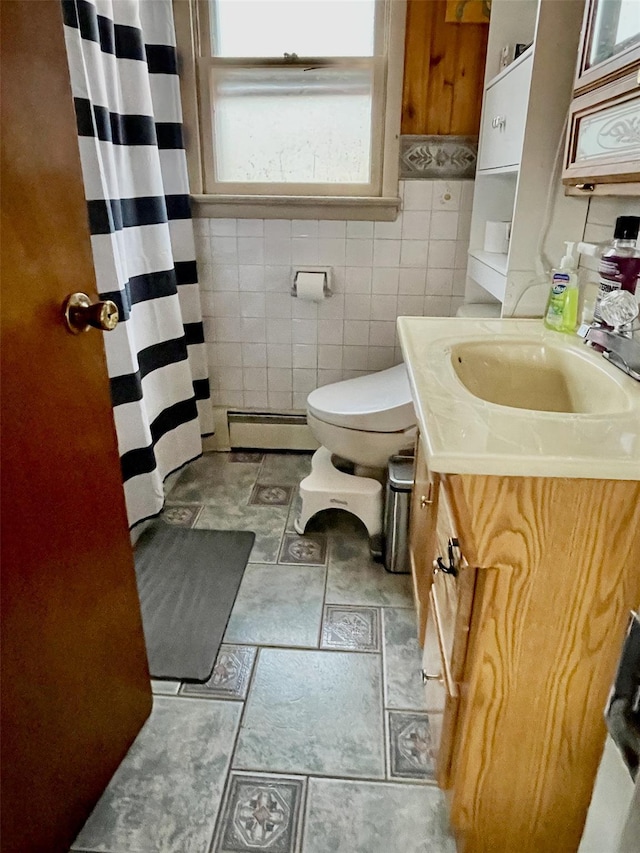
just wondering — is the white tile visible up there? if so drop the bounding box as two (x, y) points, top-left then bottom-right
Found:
(211, 236), (238, 265)
(372, 267), (399, 295)
(194, 233), (211, 262)
(240, 317), (266, 343)
(318, 319), (343, 344)
(400, 240), (429, 268)
(293, 368), (317, 393)
(266, 318), (292, 344)
(461, 181), (475, 211)
(397, 295), (424, 316)
(242, 343), (267, 367)
(370, 294), (397, 321)
(367, 346), (394, 371)
(401, 211), (431, 241)
(196, 263), (215, 291)
(200, 292), (215, 317)
(292, 237), (319, 265)
(425, 268), (454, 296)
(265, 293), (292, 319)
(267, 344), (292, 368)
(264, 219), (291, 238)
(453, 270), (467, 297)
(330, 266), (346, 294)
(243, 367), (267, 391)
(219, 390), (244, 407)
(264, 238), (292, 265)
(454, 240), (469, 270)
(211, 317), (241, 342)
(237, 237), (264, 265)
(240, 293), (266, 318)
(267, 368), (293, 392)
(209, 218), (237, 237)
(292, 220), (319, 238)
(319, 220), (347, 238)
(292, 318), (317, 344)
(450, 296), (465, 315)
(317, 369), (343, 386)
(346, 239), (373, 267)
(244, 391), (269, 408)
(344, 295), (371, 320)
(423, 295), (453, 316)
(237, 219), (264, 237)
(428, 240), (456, 269)
(374, 218), (403, 240)
(398, 267), (426, 295)
(343, 346), (369, 370)
(318, 238), (346, 266)
(218, 367), (243, 391)
(430, 211), (459, 241)
(268, 391), (293, 409)
(345, 267), (372, 294)
(402, 181), (433, 211)
(211, 265), (239, 291)
(212, 292), (240, 318)
(291, 298), (318, 320)
(292, 392), (309, 410)
(368, 321), (396, 347)
(192, 218), (209, 238)
(344, 320), (370, 346)
(346, 221), (374, 239)
(373, 239), (401, 267)
(318, 293), (344, 320)
(264, 266), (291, 293)
(211, 342), (242, 367)
(293, 344), (317, 368)
(457, 211), (472, 242)
(318, 345), (343, 369)
(238, 265), (265, 292)
(432, 181), (461, 210)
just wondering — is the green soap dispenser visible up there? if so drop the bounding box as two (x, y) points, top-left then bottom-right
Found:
(544, 241), (579, 333)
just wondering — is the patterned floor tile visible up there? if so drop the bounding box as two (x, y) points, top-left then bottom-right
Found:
(387, 711), (438, 782)
(180, 646), (257, 700)
(301, 778), (455, 853)
(167, 453), (259, 507)
(382, 608), (428, 711)
(321, 605), (380, 652)
(278, 533), (327, 566)
(258, 453), (312, 486)
(213, 772), (305, 853)
(161, 505), (202, 527)
(224, 564), (325, 648)
(234, 649), (385, 779)
(249, 484), (293, 507)
(195, 505), (288, 563)
(230, 452), (264, 463)
(72, 697), (243, 853)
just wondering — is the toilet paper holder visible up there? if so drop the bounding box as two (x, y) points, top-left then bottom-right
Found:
(291, 267), (332, 299)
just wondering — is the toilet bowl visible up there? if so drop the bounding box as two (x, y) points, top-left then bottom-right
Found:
(296, 364), (417, 541)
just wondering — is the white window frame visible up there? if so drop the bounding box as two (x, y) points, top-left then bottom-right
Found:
(173, 0), (406, 219)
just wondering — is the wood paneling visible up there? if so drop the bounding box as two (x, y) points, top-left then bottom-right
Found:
(402, 0), (488, 136)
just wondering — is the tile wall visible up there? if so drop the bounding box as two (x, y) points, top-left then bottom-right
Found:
(194, 179), (474, 410)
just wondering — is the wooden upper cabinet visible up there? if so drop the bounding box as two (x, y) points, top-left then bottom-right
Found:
(563, 0), (640, 189)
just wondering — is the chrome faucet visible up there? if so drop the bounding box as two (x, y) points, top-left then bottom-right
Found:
(582, 291), (640, 382)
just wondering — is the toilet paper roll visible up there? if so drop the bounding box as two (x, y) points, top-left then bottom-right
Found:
(484, 221), (511, 254)
(295, 271), (326, 301)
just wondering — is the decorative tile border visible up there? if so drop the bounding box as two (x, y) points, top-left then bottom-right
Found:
(161, 505), (202, 527)
(387, 711), (439, 782)
(321, 605), (381, 652)
(180, 645), (257, 700)
(249, 484), (293, 507)
(400, 134), (478, 180)
(213, 772), (306, 853)
(278, 533), (328, 566)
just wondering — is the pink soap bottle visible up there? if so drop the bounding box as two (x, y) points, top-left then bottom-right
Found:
(593, 216), (640, 324)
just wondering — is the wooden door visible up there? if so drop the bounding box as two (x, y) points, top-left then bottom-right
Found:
(1, 3), (152, 852)
(408, 438), (439, 643)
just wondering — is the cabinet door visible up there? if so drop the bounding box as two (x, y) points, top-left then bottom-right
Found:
(575, 0), (640, 93)
(409, 439), (438, 643)
(478, 55), (532, 171)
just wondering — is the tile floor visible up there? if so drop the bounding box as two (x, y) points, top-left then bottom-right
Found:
(72, 451), (455, 853)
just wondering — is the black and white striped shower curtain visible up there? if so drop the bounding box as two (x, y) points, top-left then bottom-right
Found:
(63, 0), (211, 528)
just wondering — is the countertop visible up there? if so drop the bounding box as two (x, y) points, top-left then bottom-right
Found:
(397, 317), (640, 480)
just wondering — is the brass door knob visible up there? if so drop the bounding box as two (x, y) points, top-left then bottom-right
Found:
(63, 292), (119, 334)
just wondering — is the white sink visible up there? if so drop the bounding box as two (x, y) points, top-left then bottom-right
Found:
(450, 339), (632, 414)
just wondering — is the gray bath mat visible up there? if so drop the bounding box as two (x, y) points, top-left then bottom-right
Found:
(134, 522), (255, 682)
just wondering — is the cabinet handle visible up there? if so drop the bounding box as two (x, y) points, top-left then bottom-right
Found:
(419, 482), (434, 508)
(421, 669), (443, 683)
(492, 115), (506, 129)
(433, 537), (460, 577)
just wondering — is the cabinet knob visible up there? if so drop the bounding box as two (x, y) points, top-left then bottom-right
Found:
(419, 482), (434, 509)
(421, 669), (443, 683)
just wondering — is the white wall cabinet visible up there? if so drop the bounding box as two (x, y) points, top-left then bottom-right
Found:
(478, 54), (533, 172)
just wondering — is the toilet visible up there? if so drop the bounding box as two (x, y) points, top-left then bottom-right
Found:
(295, 364), (417, 540)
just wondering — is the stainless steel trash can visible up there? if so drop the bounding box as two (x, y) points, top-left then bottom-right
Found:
(383, 455), (414, 574)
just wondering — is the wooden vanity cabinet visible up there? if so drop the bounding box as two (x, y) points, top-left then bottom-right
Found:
(409, 435), (640, 853)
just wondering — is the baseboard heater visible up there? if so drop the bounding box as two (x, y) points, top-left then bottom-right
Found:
(227, 411), (320, 451)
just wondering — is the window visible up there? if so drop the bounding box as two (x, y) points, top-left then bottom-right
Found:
(175, 0), (406, 218)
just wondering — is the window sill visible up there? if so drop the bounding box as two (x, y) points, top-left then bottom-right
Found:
(190, 194), (401, 221)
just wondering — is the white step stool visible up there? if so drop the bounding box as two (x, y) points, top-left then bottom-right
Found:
(294, 446), (383, 538)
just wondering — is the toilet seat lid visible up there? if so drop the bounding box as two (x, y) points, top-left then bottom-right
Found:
(307, 364), (416, 432)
